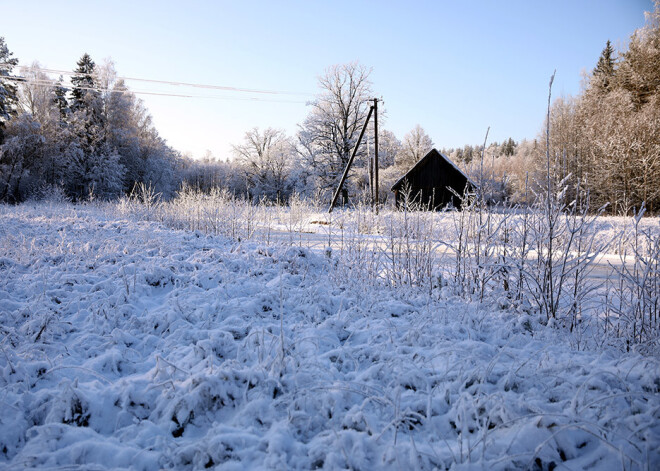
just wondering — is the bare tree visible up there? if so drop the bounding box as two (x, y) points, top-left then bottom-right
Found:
(233, 127), (294, 202)
(370, 129), (400, 168)
(18, 63), (59, 127)
(297, 62), (374, 200)
(397, 124), (433, 170)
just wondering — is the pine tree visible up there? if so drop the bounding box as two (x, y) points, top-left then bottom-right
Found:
(501, 137), (516, 157)
(0, 37), (19, 144)
(68, 54), (108, 198)
(53, 76), (69, 121)
(71, 53), (96, 111)
(70, 55), (106, 149)
(593, 40), (616, 91)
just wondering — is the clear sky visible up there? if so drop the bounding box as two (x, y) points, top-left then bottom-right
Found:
(1, 0), (654, 159)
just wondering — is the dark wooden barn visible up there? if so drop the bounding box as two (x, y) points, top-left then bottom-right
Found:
(391, 148), (476, 210)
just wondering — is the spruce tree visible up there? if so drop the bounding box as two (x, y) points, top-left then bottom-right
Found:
(71, 53), (96, 111)
(502, 137), (516, 157)
(70, 54), (105, 148)
(593, 40), (616, 91)
(0, 37), (19, 144)
(69, 53), (108, 199)
(53, 76), (69, 121)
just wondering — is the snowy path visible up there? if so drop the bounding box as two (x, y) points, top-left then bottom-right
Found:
(257, 227), (630, 283)
(0, 204), (658, 470)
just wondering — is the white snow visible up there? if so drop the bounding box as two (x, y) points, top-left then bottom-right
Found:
(0, 202), (658, 470)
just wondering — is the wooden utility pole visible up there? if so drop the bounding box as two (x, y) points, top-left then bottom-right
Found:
(373, 98), (379, 214)
(328, 105), (375, 213)
(368, 139), (374, 208)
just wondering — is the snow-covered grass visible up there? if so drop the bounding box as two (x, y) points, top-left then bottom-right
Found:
(115, 189), (660, 353)
(1, 201), (659, 470)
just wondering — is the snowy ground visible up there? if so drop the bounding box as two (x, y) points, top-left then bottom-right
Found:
(1, 203), (658, 470)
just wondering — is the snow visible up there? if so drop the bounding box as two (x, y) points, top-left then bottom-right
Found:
(0, 202), (658, 470)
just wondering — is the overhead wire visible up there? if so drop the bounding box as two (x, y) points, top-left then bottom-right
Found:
(2, 75), (309, 104)
(0, 63), (314, 98)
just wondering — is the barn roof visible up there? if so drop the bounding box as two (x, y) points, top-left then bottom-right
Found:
(391, 148), (477, 191)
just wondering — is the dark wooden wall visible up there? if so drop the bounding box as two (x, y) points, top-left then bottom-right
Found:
(393, 150), (471, 210)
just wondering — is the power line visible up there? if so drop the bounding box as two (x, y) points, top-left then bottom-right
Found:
(0, 63), (314, 97)
(3, 75), (308, 104)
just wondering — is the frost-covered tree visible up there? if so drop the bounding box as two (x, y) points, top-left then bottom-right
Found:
(233, 127), (294, 202)
(576, 2), (660, 213)
(297, 62), (374, 200)
(396, 124), (433, 170)
(14, 63), (76, 196)
(53, 76), (69, 121)
(102, 67), (180, 196)
(71, 53), (97, 111)
(592, 40), (617, 92)
(0, 37), (19, 145)
(0, 51), (179, 202)
(0, 115), (45, 202)
(180, 154), (246, 196)
(618, 3), (660, 109)
(85, 148), (126, 199)
(364, 128), (400, 169)
(106, 79), (142, 187)
(18, 63), (59, 128)
(500, 137), (516, 157)
(70, 54), (105, 155)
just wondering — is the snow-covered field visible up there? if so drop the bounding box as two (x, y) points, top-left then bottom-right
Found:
(1, 202), (658, 470)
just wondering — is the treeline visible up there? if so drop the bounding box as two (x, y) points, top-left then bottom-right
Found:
(1, 3), (658, 211)
(0, 50), (181, 202)
(183, 1), (659, 214)
(0, 46), (432, 205)
(174, 62), (440, 205)
(444, 5), (660, 214)
(545, 9), (660, 215)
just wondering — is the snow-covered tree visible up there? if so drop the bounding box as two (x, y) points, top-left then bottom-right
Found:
(85, 147), (126, 199)
(366, 128), (400, 169)
(71, 53), (97, 111)
(53, 76), (69, 121)
(18, 63), (59, 129)
(592, 40), (617, 92)
(233, 127), (295, 202)
(297, 62), (374, 201)
(0, 37), (19, 145)
(106, 79), (141, 186)
(396, 124), (433, 170)
(0, 115), (44, 202)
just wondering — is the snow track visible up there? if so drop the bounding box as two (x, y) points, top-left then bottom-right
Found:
(0, 204), (658, 470)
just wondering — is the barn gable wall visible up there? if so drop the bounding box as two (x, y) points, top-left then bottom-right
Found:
(392, 149), (473, 210)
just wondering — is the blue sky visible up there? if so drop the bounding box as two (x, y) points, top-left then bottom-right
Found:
(0, 0), (653, 159)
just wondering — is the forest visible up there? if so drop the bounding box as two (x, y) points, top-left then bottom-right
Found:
(1, 5), (659, 212)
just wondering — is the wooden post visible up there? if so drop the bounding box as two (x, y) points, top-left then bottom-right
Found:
(368, 137), (374, 208)
(373, 98), (379, 214)
(328, 105), (375, 213)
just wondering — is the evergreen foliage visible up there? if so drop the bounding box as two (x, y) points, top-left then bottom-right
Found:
(53, 76), (69, 120)
(0, 37), (19, 144)
(593, 40), (616, 91)
(0, 52), (180, 203)
(70, 53), (96, 111)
